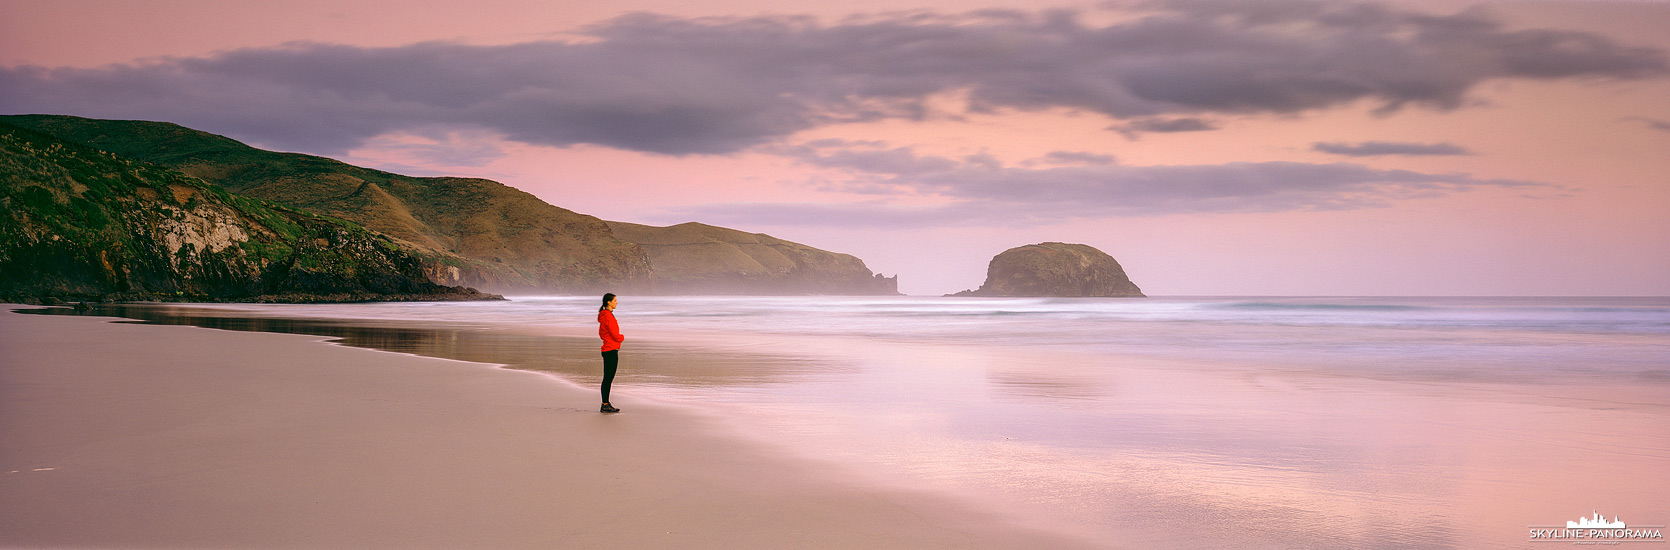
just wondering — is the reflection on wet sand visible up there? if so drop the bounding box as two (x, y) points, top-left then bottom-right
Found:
(985, 370), (1111, 402)
(18, 299), (1670, 550)
(17, 304), (841, 389)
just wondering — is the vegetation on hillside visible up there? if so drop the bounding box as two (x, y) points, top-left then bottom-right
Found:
(607, 221), (897, 295)
(0, 122), (499, 303)
(1, 115), (651, 294)
(3, 115), (899, 295)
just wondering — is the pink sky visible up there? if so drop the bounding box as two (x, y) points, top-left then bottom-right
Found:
(4, 0), (1667, 296)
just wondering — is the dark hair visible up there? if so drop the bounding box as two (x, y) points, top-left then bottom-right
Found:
(600, 293), (616, 311)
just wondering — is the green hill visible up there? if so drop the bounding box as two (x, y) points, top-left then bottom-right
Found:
(2, 115), (898, 295)
(0, 122), (499, 303)
(1, 115), (651, 294)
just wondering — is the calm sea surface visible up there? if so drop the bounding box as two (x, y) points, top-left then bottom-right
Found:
(39, 296), (1670, 549)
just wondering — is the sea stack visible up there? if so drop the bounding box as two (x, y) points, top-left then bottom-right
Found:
(948, 242), (1143, 297)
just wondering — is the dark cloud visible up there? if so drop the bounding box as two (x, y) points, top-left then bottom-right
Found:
(1312, 141), (1475, 156)
(1110, 117), (1218, 138)
(669, 141), (1551, 227)
(1040, 151), (1118, 165)
(1622, 116), (1670, 133)
(2, 0), (1663, 155)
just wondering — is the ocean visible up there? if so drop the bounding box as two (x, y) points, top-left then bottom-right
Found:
(37, 296), (1670, 549)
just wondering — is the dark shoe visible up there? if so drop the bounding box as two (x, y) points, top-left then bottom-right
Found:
(600, 404), (620, 413)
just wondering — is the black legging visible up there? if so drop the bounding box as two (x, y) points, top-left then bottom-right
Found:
(600, 350), (618, 403)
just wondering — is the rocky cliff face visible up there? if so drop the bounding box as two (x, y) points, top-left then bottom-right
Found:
(949, 242), (1143, 297)
(1, 115), (651, 295)
(3, 115), (901, 296)
(0, 122), (499, 303)
(606, 221), (898, 295)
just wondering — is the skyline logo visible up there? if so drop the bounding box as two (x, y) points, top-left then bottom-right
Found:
(1569, 511), (1627, 529)
(1530, 511), (1663, 544)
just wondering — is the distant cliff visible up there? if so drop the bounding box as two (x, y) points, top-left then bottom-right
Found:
(3, 115), (896, 296)
(949, 242), (1143, 297)
(0, 122), (499, 303)
(606, 221), (898, 295)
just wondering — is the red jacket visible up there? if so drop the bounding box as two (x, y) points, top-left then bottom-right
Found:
(598, 309), (624, 352)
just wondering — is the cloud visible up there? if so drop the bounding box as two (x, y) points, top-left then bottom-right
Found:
(1109, 117), (1218, 138)
(1312, 141), (1475, 156)
(658, 201), (1006, 229)
(359, 128), (510, 166)
(1622, 116), (1670, 133)
(1, 0), (1663, 155)
(1039, 151), (1118, 166)
(665, 141), (1552, 227)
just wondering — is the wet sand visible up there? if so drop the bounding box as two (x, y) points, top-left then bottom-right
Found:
(10, 300), (1667, 549)
(0, 307), (1097, 549)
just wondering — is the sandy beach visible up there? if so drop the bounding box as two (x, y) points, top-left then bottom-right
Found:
(7, 297), (1667, 550)
(0, 307), (1097, 549)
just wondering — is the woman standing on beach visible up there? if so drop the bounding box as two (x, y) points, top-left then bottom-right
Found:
(597, 293), (624, 413)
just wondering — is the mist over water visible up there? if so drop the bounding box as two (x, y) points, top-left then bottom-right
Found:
(190, 295), (1670, 381)
(33, 296), (1670, 549)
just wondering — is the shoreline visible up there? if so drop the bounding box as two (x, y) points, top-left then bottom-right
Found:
(10, 298), (1667, 549)
(0, 306), (1099, 549)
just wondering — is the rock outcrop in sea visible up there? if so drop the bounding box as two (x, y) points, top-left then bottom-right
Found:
(948, 242), (1143, 297)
